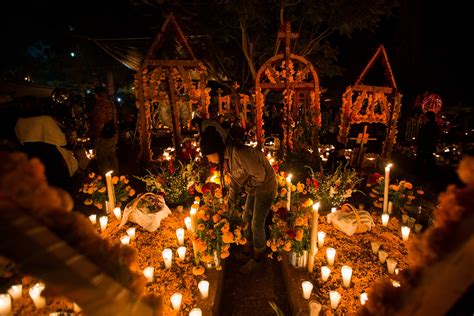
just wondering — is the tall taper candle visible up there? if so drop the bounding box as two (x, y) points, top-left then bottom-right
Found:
(286, 174), (292, 211)
(307, 202), (320, 273)
(383, 164), (392, 214)
(105, 170), (115, 212)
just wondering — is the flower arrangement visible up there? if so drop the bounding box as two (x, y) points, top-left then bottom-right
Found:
(307, 164), (363, 212)
(80, 172), (135, 210)
(267, 172), (315, 259)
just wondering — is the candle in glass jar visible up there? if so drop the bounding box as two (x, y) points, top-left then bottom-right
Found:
(120, 235), (130, 245)
(126, 227), (136, 240)
(371, 242), (381, 255)
(177, 247), (187, 260)
(143, 267), (154, 283)
(189, 308), (202, 316)
(326, 248), (336, 266)
(308, 301), (322, 316)
(414, 223), (423, 234)
(0, 294), (11, 315)
(170, 293), (182, 311)
(321, 266), (331, 282)
(381, 214), (389, 227)
(401, 226), (411, 241)
(360, 292), (368, 305)
(8, 284), (22, 300)
(341, 265), (352, 288)
(378, 250), (388, 264)
(317, 231), (326, 248)
(113, 207), (121, 220)
(176, 228), (185, 245)
(29, 283), (46, 309)
(386, 258), (398, 274)
(329, 291), (341, 309)
(184, 217), (192, 231)
(99, 216), (108, 232)
(301, 281), (313, 299)
(162, 248), (173, 269)
(198, 280), (210, 299)
(89, 214), (97, 225)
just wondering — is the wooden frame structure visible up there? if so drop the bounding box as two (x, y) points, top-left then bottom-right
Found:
(134, 13), (210, 162)
(255, 22), (321, 154)
(338, 44), (402, 159)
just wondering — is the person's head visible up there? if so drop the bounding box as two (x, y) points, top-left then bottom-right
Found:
(334, 142), (346, 156)
(200, 126), (225, 164)
(191, 116), (203, 131)
(94, 85), (108, 99)
(217, 114), (225, 124)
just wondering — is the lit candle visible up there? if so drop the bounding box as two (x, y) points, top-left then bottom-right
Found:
(184, 216), (192, 231)
(190, 206), (198, 233)
(99, 216), (108, 232)
(401, 226), (411, 241)
(162, 248), (173, 269)
(120, 235), (130, 245)
(113, 207), (122, 220)
(326, 247), (336, 266)
(383, 164), (392, 214)
(73, 303), (81, 313)
(8, 284), (22, 300)
(371, 242), (381, 255)
(198, 280), (210, 299)
(317, 231), (326, 248)
(388, 201), (393, 214)
(321, 266), (331, 282)
(341, 265), (352, 288)
(415, 224), (423, 234)
(177, 246), (187, 260)
(329, 291), (341, 309)
(386, 258), (397, 274)
(29, 283), (46, 309)
(331, 207), (337, 213)
(105, 170), (115, 212)
(378, 250), (388, 264)
(89, 214), (97, 225)
(308, 202), (320, 273)
(286, 174), (292, 210)
(126, 227), (136, 240)
(360, 292), (368, 305)
(189, 308), (202, 316)
(176, 228), (185, 245)
(402, 214), (409, 225)
(301, 281), (313, 299)
(381, 214), (389, 227)
(143, 267), (154, 283)
(308, 301), (322, 316)
(170, 293), (182, 311)
(0, 294), (11, 315)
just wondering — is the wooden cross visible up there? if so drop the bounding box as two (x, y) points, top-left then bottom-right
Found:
(349, 125), (377, 167)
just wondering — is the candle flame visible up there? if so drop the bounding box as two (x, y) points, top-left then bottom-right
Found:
(105, 170), (113, 176)
(312, 202), (320, 212)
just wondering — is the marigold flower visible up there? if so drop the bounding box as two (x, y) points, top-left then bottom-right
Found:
(99, 187), (106, 193)
(220, 250), (230, 259)
(295, 229), (303, 241)
(291, 185), (296, 192)
(417, 190), (424, 195)
(404, 182), (413, 190)
(96, 203), (103, 210)
(84, 199), (93, 205)
(129, 189), (136, 196)
(284, 241), (292, 251)
(303, 198), (313, 208)
(295, 217), (305, 226)
(280, 188), (287, 197)
(201, 253), (214, 262)
(222, 231), (234, 243)
(221, 223), (230, 233)
(212, 214), (221, 223)
(238, 237), (247, 245)
(89, 172), (95, 178)
(120, 175), (126, 181)
(197, 223), (206, 231)
(192, 266), (205, 276)
(112, 176), (119, 185)
(296, 182), (305, 193)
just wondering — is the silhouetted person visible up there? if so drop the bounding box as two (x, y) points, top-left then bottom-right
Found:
(416, 111), (440, 175)
(325, 142), (349, 173)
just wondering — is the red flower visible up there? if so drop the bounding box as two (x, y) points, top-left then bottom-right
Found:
(202, 182), (221, 195)
(313, 179), (320, 190)
(286, 230), (296, 239)
(368, 172), (382, 185)
(306, 178), (311, 186)
(277, 207), (288, 220)
(210, 165), (217, 174)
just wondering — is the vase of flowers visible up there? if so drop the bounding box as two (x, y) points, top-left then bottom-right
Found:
(289, 250), (308, 268)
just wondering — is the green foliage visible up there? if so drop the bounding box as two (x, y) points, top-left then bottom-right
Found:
(269, 301), (285, 316)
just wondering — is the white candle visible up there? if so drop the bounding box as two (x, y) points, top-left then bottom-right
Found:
(190, 206), (198, 233)
(371, 242), (381, 255)
(177, 246), (187, 260)
(326, 247), (336, 266)
(162, 248), (173, 269)
(170, 293), (182, 311)
(329, 291), (341, 309)
(29, 283), (46, 309)
(308, 202), (320, 273)
(105, 170), (115, 212)
(8, 284), (22, 300)
(321, 266), (331, 282)
(341, 265), (352, 288)
(415, 224), (423, 234)
(184, 216), (192, 231)
(286, 174), (292, 210)
(120, 235), (130, 245)
(388, 201), (393, 214)
(331, 207), (337, 213)
(73, 302), (81, 312)
(381, 214), (389, 227)
(317, 231), (326, 248)
(308, 301), (322, 316)
(113, 207), (122, 220)
(189, 308), (202, 316)
(378, 250), (388, 264)
(401, 226), (411, 241)
(176, 228), (185, 245)
(99, 216), (108, 232)
(89, 214), (97, 225)
(198, 280), (210, 299)
(0, 294), (11, 315)
(360, 292), (368, 305)
(386, 258), (397, 274)
(301, 281), (313, 299)
(126, 227), (136, 240)
(402, 214), (409, 225)
(143, 267), (154, 283)
(383, 164), (392, 214)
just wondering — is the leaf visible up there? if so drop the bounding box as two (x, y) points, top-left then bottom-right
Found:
(268, 301), (285, 316)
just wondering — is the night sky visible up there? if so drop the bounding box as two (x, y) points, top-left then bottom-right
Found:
(1, 0), (472, 108)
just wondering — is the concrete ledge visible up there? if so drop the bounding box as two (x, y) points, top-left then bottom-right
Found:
(281, 258), (311, 316)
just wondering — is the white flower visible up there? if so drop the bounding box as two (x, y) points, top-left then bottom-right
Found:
(330, 187), (336, 197)
(343, 189), (352, 198)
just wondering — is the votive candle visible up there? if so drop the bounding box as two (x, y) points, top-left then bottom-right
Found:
(29, 283), (46, 309)
(113, 207), (121, 220)
(163, 248), (173, 269)
(415, 224), (423, 234)
(331, 207), (337, 213)
(378, 250), (388, 264)
(301, 281), (313, 299)
(326, 247), (336, 266)
(120, 236), (130, 245)
(189, 308), (202, 316)
(89, 214), (97, 225)
(321, 266), (331, 282)
(360, 292), (368, 305)
(184, 217), (192, 231)
(317, 231), (326, 248)
(341, 265), (352, 288)
(198, 280), (210, 299)
(170, 293), (182, 311)
(176, 228), (185, 245)
(143, 267), (154, 283)
(381, 214), (389, 227)
(386, 258), (398, 274)
(0, 294), (11, 315)
(126, 227), (136, 240)
(308, 301), (322, 316)
(8, 284), (22, 300)
(177, 246), (187, 260)
(371, 242), (381, 255)
(99, 216), (108, 232)
(401, 226), (411, 241)
(329, 291), (341, 309)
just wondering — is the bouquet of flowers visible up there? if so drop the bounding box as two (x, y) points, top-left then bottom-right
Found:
(80, 172), (135, 210)
(306, 164), (363, 212)
(267, 172), (315, 260)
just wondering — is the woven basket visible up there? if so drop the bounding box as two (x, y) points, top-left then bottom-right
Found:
(330, 203), (374, 235)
